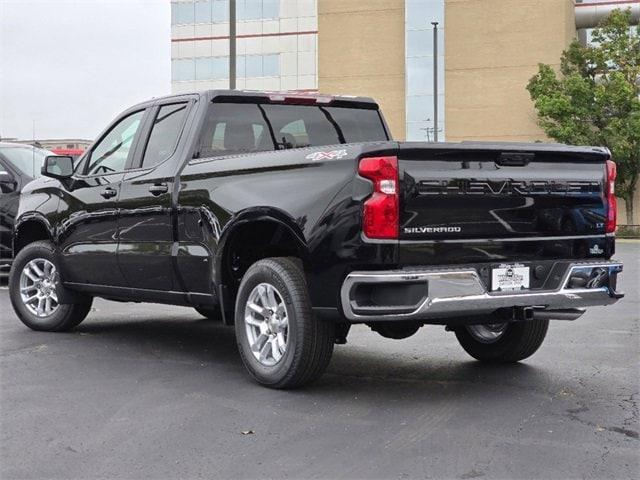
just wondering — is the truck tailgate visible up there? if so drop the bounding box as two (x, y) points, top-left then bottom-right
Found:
(397, 142), (612, 265)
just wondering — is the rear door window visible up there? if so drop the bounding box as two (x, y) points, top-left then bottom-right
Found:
(141, 103), (189, 168)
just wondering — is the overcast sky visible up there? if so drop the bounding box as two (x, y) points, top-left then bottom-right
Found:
(0, 0), (170, 141)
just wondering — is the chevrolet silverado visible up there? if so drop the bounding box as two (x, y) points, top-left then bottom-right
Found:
(9, 90), (624, 388)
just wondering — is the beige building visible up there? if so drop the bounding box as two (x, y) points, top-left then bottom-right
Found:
(318, 0), (406, 140)
(444, 0), (576, 143)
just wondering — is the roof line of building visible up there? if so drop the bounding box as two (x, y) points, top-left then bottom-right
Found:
(171, 30), (317, 43)
(576, 0), (639, 8)
(575, 0), (639, 28)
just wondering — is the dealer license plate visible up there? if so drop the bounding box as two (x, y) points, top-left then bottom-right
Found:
(492, 265), (530, 291)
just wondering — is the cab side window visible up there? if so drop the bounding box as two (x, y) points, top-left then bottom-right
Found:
(86, 110), (145, 175)
(279, 119), (310, 149)
(141, 103), (189, 168)
(196, 103), (273, 158)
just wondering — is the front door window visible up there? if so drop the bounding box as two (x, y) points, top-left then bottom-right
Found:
(86, 110), (145, 175)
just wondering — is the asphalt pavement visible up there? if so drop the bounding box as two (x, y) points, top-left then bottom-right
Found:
(1, 242), (638, 480)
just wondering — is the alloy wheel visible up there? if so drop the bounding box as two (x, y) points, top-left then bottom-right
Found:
(19, 258), (60, 317)
(466, 323), (508, 344)
(244, 282), (289, 367)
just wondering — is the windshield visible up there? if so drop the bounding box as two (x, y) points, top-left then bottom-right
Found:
(0, 146), (52, 178)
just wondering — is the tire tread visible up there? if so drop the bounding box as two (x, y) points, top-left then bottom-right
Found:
(235, 257), (334, 389)
(9, 240), (92, 332)
(455, 319), (549, 363)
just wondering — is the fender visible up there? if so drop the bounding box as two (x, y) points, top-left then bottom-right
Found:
(213, 206), (310, 286)
(13, 212), (56, 251)
(12, 212), (86, 304)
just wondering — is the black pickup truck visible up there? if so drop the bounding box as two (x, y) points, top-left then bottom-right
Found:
(9, 90), (623, 388)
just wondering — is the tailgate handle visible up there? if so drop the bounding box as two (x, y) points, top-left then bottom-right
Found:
(496, 153), (533, 167)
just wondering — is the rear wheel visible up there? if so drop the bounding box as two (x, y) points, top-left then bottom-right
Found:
(454, 319), (549, 363)
(9, 241), (92, 332)
(234, 257), (335, 389)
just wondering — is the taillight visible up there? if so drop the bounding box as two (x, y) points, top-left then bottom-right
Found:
(358, 156), (399, 239)
(605, 159), (617, 234)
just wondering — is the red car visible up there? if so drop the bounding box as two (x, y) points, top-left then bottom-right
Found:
(50, 148), (85, 161)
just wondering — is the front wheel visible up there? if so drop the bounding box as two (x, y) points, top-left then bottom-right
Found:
(234, 257), (335, 389)
(454, 319), (549, 363)
(9, 241), (92, 332)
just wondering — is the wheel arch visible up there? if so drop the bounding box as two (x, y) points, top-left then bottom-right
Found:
(215, 208), (310, 300)
(13, 214), (55, 256)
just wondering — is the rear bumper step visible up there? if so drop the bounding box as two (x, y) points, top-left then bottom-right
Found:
(340, 262), (623, 322)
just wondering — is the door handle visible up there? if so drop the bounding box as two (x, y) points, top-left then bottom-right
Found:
(148, 183), (169, 196)
(100, 187), (117, 199)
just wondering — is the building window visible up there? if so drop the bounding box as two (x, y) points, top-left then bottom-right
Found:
(212, 0), (229, 22)
(195, 57), (229, 80)
(172, 58), (195, 81)
(173, 54), (280, 82)
(195, 0), (212, 23)
(245, 54), (280, 77)
(261, 0), (278, 19)
(172, 0), (280, 25)
(263, 54), (279, 76)
(172, 2), (195, 25)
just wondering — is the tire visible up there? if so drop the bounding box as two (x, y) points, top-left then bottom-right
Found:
(234, 257), (335, 389)
(454, 319), (549, 363)
(194, 306), (221, 320)
(9, 240), (92, 332)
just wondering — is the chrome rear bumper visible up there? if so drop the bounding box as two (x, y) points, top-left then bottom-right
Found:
(340, 262), (623, 322)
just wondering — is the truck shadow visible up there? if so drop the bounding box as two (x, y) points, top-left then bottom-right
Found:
(74, 313), (549, 399)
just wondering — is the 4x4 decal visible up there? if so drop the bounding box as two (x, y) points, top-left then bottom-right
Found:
(305, 149), (348, 161)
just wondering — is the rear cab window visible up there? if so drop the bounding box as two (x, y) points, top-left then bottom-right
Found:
(196, 100), (389, 158)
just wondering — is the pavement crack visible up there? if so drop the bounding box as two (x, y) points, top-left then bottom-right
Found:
(565, 400), (639, 440)
(605, 426), (639, 439)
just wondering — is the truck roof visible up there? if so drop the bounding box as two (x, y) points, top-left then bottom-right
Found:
(141, 89), (379, 109)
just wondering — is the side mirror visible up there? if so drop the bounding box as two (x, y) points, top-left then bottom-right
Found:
(42, 155), (74, 180)
(0, 169), (16, 193)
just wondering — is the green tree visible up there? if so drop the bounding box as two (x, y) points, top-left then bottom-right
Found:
(527, 9), (639, 225)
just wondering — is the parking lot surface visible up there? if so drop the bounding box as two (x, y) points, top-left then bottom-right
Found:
(1, 243), (638, 480)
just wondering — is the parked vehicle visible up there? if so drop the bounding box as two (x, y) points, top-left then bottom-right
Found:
(9, 91), (624, 388)
(0, 143), (53, 277)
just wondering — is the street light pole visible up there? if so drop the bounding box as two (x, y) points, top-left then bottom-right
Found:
(431, 21), (438, 142)
(229, 0), (236, 89)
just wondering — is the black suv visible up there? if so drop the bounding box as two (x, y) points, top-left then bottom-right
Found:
(0, 142), (52, 277)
